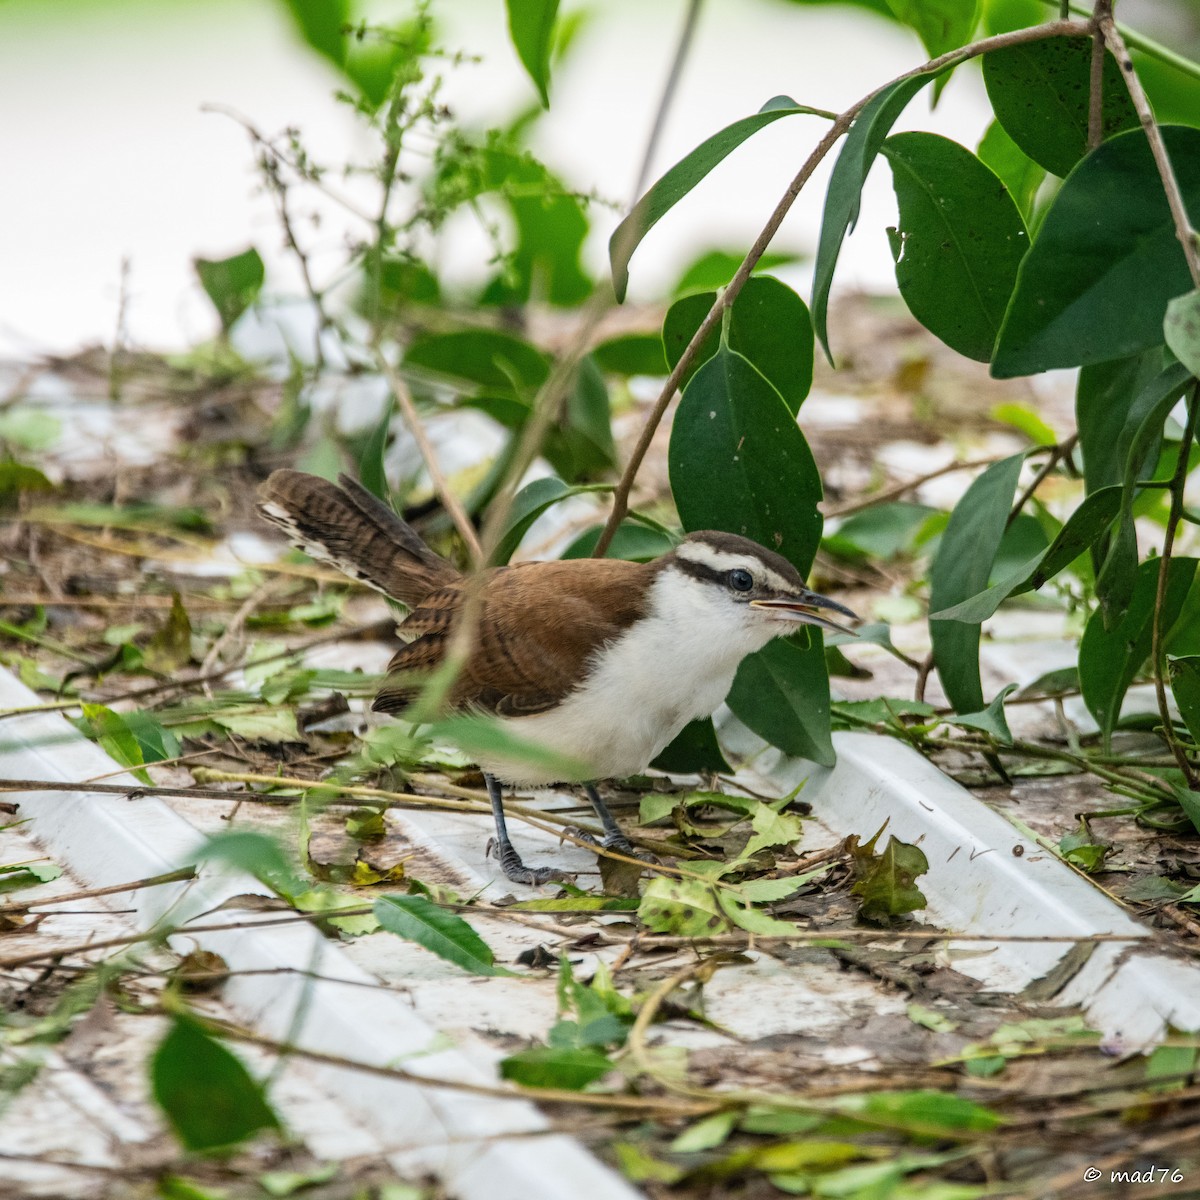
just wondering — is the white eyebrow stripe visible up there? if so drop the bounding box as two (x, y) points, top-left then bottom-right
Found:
(675, 542), (798, 592)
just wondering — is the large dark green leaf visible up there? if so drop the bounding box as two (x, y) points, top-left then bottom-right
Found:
(194, 248), (264, 334)
(374, 894), (509, 976)
(505, 0), (559, 107)
(885, 0), (978, 59)
(1076, 351), (1165, 496)
(728, 636), (834, 766)
(812, 66), (944, 362)
(929, 454), (1025, 713)
(651, 718), (731, 773)
(610, 96), (828, 302)
(662, 276), (815, 414)
(1080, 557), (1197, 745)
(931, 485), (1122, 623)
(983, 36), (1138, 178)
(882, 132), (1028, 362)
(992, 127), (1200, 377)
(977, 119), (1047, 219)
(668, 347), (822, 574)
(152, 1014), (279, 1152)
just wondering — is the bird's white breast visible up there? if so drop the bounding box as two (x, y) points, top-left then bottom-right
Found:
(478, 569), (778, 785)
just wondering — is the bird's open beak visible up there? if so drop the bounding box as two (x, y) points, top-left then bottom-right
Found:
(750, 589), (860, 636)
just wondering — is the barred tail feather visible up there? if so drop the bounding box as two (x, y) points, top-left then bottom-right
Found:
(256, 469), (460, 605)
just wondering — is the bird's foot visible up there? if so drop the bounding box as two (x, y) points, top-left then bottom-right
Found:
(565, 827), (661, 865)
(487, 836), (569, 887)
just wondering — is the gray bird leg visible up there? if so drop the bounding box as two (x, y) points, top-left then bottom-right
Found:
(485, 773), (566, 886)
(583, 784), (658, 863)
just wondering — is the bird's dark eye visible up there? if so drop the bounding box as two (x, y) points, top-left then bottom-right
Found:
(728, 568), (754, 593)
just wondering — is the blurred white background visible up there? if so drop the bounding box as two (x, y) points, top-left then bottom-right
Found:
(0, 0), (1188, 355)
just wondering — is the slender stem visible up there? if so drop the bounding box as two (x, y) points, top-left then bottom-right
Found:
(1007, 435), (1078, 527)
(0, 867), (196, 916)
(631, 0), (704, 202)
(1087, 4), (1106, 149)
(1098, 13), (1200, 287)
(1150, 385), (1200, 787)
(592, 18), (1091, 557)
(372, 348), (484, 565)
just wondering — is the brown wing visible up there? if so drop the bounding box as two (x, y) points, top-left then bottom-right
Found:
(371, 558), (654, 716)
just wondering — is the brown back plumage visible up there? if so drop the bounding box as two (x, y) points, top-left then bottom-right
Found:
(257, 469), (459, 605)
(256, 470), (654, 717)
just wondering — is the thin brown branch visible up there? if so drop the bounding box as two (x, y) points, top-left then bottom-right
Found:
(825, 456), (1002, 518)
(592, 18), (1092, 557)
(0, 867), (196, 916)
(1098, 11), (1200, 287)
(1007, 434), (1079, 527)
(1150, 385), (1200, 788)
(373, 349), (484, 565)
(1087, 11), (1106, 149)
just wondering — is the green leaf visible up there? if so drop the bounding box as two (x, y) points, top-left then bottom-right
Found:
(931, 485), (1123, 623)
(279, 0), (349, 68)
(950, 684), (1016, 746)
(499, 1045), (612, 1089)
(672, 248), (801, 296)
(1169, 656), (1200, 747)
(374, 894), (509, 976)
(812, 65), (945, 362)
(1076, 351), (1166, 496)
(718, 891), (800, 936)
(492, 476), (577, 564)
(1165, 287), (1200, 378)
(197, 829), (304, 898)
(0, 409), (61, 452)
(0, 860), (62, 894)
(850, 834), (929, 918)
(907, 1002), (958, 1033)
(562, 522), (675, 561)
(591, 333), (668, 377)
(194, 248), (264, 334)
(151, 1014), (279, 1152)
(0, 460), (54, 500)
(861, 1089), (1000, 1133)
(1096, 360), (1193, 624)
(982, 36), (1138, 177)
(669, 346), (823, 574)
(992, 127), (1200, 377)
(1080, 556), (1198, 745)
(611, 96), (827, 302)
(358, 393), (394, 502)
(662, 276), (814, 415)
(430, 713), (588, 783)
(144, 592), (193, 674)
(551, 354), (616, 479)
(885, 0), (978, 59)
(671, 1111), (737, 1154)
(977, 118), (1046, 218)
(505, 0), (559, 107)
(824, 501), (937, 562)
(651, 718), (731, 773)
(727, 637), (835, 767)
(78, 704), (151, 785)
(1059, 818), (1111, 873)
(405, 329), (549, 395)
(638, 877), (730, 936)
(929, 454), (1025, 712)
(882, 132), (1028, 362)
(743, 801), (805, 857)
